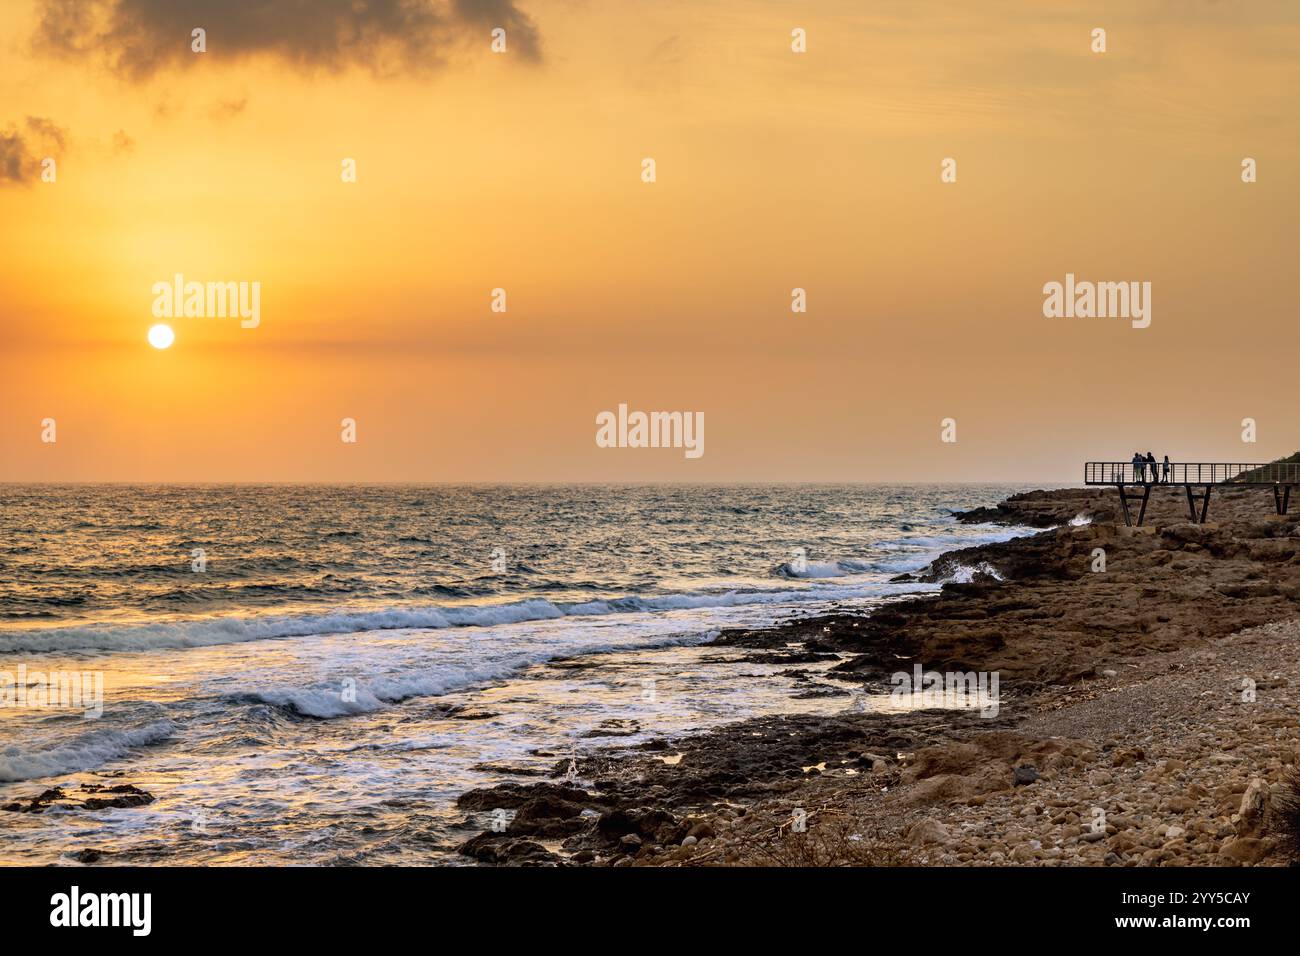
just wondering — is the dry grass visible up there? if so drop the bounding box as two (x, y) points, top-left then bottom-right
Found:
(743, 810), (908, 867)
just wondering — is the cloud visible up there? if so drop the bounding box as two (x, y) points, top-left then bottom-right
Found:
(450, 0), (541, 60)
(34, 0), (542, 80)
(209, 96), (249, 121)
(0, 116), (68, 186)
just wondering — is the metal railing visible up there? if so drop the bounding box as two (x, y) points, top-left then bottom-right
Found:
(1084, 462), (1300, 485)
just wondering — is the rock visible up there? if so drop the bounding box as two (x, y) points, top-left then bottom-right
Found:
(598, 807), (685, 846)
(896, 764), (1011, 806)
(681, 835), (697, 847)
(905, 819), (953, 846)
(506, 794), (590, 838)
(1217, 836), (1268, 865)
(852, 751), (892, 773)
(1010, 843), (1039, 862)
(619, 833), (643, 851)
(1236, 778), (1269, 837)
(456, 833), (559, 866)
(1111, 748), (1145, 767)
(457, 782), (594, 812)
(1014, 765), (1039, 786)
(3, 784), (154, 814)
(80, 790), (154, 811)
(1, 787), (66, 813)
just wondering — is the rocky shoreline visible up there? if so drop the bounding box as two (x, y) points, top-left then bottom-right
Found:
(452, 484), (1300, 866)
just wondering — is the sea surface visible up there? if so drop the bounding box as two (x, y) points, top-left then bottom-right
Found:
(0, 484), (1040, 865)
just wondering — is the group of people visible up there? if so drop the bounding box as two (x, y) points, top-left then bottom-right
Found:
(1132, 451), (1172, 483)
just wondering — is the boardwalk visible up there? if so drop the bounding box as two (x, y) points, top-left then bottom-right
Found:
(1083, 461), (1297, 526)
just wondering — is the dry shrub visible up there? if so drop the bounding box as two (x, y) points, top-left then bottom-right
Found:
(746, 812), (907, 867)
(1270, 767), (1300, 863)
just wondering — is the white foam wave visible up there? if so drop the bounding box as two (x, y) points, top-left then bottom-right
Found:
(245, 632), (714, 719)
(0, 584), (928, 657)
(777, 560), (848, 579)
(0, 600), (567, 656)
(935, 562), (1005, 584)
(0, 720), (175, 783)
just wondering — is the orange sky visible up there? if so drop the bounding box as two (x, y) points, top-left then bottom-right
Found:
(2, 0), (1298, 482)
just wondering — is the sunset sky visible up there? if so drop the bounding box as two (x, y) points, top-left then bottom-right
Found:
(2, 0), (1297, 482)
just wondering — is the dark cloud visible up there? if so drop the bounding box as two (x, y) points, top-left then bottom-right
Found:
(450, 0), (541, 60)
(22, 116), (69, 152)
(34, 0), (542, 80)
(0, 116), (68, 186)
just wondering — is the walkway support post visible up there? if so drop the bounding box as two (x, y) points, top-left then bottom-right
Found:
(1184, 484), (1213, 524)
(1116, 482), (1152, 527)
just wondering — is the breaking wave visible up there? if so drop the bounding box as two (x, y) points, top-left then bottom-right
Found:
(0, 584), (928, 656)
(0, 721), (175, 783)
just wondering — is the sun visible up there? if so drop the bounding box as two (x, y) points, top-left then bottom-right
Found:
(147, 323), (175, 349)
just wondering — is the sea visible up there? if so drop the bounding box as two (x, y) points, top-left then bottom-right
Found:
(0, 483), (1039, 864)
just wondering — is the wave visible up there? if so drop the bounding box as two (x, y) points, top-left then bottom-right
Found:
(777, 558), (875, 579)
(241, 631), (714, 719)
(1, 524), (1037, 658)
(773, 527), (1031, 581)
(0, 578), (939, 656)
(874, 528), (1027, 552)
(933, 561), (1005, 584)
(0, 720), (175, 783)
(0, 600), (566, 655)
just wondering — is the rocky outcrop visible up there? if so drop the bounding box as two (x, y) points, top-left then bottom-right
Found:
(1, 783), (155, 814)
(451, 485), (1300, 867)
